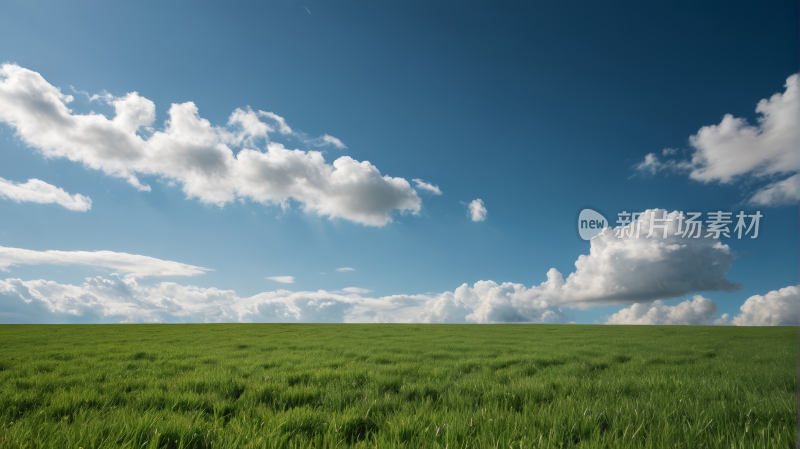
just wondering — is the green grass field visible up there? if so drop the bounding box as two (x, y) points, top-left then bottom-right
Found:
(0, 324), (795, 448)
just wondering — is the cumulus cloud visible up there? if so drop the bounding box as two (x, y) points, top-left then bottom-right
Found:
(468, 198), (487, 221)
(605, 295), (721, 325)
(554, 209), (742, 307)
(416, 208), (742, 318)
(634, 74), (800, 205)
(335, 267), (355, 272)
(267, 276), (295, 284)
(0, 274), (560, 324)
(0, 64), (421, 226)
(0, 177), (91, 211)
(687, 74), (799, 183)
(413, 205), (743, 318)
(0, 245), (210, 279)
(1, 273), (793, 325)
(0, 275), (390, 323)
(413, 179), (442, 195)
(729, 285), (800, 326)
(606, 285), (800, 326)
(413, 280), (572, 324)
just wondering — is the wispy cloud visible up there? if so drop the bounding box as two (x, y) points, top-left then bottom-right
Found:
(342, 287), (372, 294)
(312, 134), (346, 149)
(69, 85), (114, 103)
(413, 179), (442, 195)
(252, 111), (345, 149)
(335, 267), (355, 272)
(267, 276), (295, 284)
(0, 246), (210, 279)
(0, 177), (91, 211)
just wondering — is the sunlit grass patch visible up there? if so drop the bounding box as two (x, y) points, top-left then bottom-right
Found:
(0, 324), (794, 448)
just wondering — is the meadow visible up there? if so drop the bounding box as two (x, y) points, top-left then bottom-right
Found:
(0, 324), (795, 448)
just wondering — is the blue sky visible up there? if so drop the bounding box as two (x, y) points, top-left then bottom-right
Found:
(0, 0), (797, 324)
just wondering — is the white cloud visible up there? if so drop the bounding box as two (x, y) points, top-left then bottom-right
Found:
(413, 205), (742, 319)
(0, 274), (556, 324)
(605, 285), (800, 326)
(0, 213), (747, 323)
(267, 276), (295, 284)
(341, 287), (373, 294)
(316, 134), (347, 149)
(0, 275), (379, 323)
(604, 295), (720, 325)
(335, 267), (355, 272)
(0, 273), (572, 324)
(253, 112), (345, 149)
(413, 281), (572, 324)
(0, 64), (420, 226)
(414, 208), (741, 320)
(553, 209), (741, 307)
(412, 179), (442, 195)
(632, 153), (686, 175)
(0, 177), (91, 211)
(0, 245), (210, 279)
(748, 173), (800, 206)
(634, 74), (800, 205)
(687, 74), (799, 183)
(256, 111), (293, 135)
(468, 198), (487, 221)
(1, 273), (793, 325)
(730, 285), (800, 326)
(289, 130), (348, 149)
(633, 153), (661, 175)
(70, 86), (114, 103)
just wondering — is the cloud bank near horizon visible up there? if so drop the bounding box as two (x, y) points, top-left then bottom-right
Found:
(0, 274), (793, 325)
(0, 208), (777, 325)
(0, 64), (423, 226)
(606, 286), (800, 326)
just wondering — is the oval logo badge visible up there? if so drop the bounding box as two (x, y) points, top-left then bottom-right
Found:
(578, 208), (610, 241)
